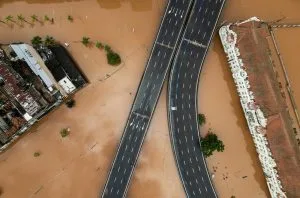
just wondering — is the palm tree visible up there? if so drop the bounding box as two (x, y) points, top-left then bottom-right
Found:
(67, 15), (73, 22)
(81, 37), (90, 47)
(44, 15), (50, 21)
(31, 14), (39, 23)
(95, 41), (104, 49)
(5, 15), (15, 23)
(44, 35), (56, 46)
(31, 36), (43, 47)
(17, 14), (32, 25)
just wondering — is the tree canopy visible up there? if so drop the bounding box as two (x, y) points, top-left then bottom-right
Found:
(200, 132), (224, 157)
(31, 36), (43, 47)
(81, 37), (90, 47)
(198, 113), (206, 126)
(44, 35), (56, 46)
(106, 51), (121, 66)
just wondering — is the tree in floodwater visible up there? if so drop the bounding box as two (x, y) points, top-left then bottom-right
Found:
(81, 37), (91, 47)
(5, 15), (15, 24)
(198, 113), (206, 126)
(31, 36), (43, 47)
(200, 131), (224, 157)
(106, 51), (121, 66)
(17, 14), (32, 25)
(44, 35), (56, 46)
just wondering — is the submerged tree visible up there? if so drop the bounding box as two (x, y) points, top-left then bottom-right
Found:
(44, 15), (50, 21)
(65, 99), (76, 108)
(44, 35), (56, 46)
(5, 15), (15, 23)
(17, 14), (32, 25)
(95, 41), (104, 49)
(81, 36), (91, 47)
(106, 51), (121, 66)
(31, 36), (43, 47)
(67, 15), (74, 22)
(200, 132), (225, 157)
(198, 113), (206, 126)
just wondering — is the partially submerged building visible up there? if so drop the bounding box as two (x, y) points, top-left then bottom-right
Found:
(219, 17), (300, 198)
(0, 43), (87, 147)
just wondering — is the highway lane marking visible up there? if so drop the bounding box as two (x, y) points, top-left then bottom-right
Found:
(131, 147), (134, 152)
(129, 134), (132, 140)
(184, 126), (186, 132)
(122, 155), (125, 161)
(114, 177), (117, 183)
(182, 83), (185, 88)
(208, 20), (211, 26)
(198, 188), (202, 194)
(121, 179), (123, 184)
(196, 53), (199, 58)
(134, 136), (138, 142)
(201, 18), (205, 23)
(187, 148), (190, 153)
(197, 29), (201, 35)
(189, 157), (192, 163)
(198, 165), (201, 171)
(196, 179), (199, 184)
(205, 186), (208, 192)
(179, 139), (182, 145)
(202, 177), (204, 182)
(189, 84), (192, 89)
(196, 156), (199, 162)
(212, 10), (215, 15)
(127, 158), (130, 163)
(182, 114), (185, 120)
(118, 166), (121, 172)
(125, 145), (128, 151)
(158, 50), (161, 57)
(188, 103), (191, 109)
(203, 32), (207, 39)
(192, 168), (195, 173)
(124, 169), (127, 174)
(110, 187), (114, 193)
(184, 38), (207, 48)
(177, 128), (180, 134)
(186, 170), (189, 176)
(205, 8), (208, 14)
(190, 125), (193, 131)
(183, 160), (186, 165)
(117, 190), (120, 195)
(193, 191), (196, 196)
(155, 41), (174, 49)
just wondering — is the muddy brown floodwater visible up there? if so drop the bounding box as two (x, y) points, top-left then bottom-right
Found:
(0, 0), (300, 198)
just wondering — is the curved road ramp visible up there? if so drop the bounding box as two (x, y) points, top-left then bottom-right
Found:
(168, 0), (226, 197)
(101, 0), (194, 197)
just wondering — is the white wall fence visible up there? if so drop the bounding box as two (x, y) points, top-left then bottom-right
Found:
(219, 18), (287, 198)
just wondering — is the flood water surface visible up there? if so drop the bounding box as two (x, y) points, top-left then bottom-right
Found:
(0, 0), (299, 197)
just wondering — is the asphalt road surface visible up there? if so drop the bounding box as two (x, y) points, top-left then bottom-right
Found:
(168, 0), (226, 197)
(101, 0), (194, 197)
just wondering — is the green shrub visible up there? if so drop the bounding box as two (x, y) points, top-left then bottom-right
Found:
(198, 113), (206, 126)
(31, 36), (42, 47)
(60, 128), (70, 138)
(66, 99), (76, 108)
(34, 151), (41, 157)
(106, 51), (121, 66)
(200, 132), (224, 157)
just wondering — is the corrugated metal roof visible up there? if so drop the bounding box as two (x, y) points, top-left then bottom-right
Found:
(10, 44), (54, 88)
